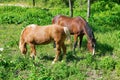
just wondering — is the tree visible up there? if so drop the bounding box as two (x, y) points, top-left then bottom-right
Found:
(69, 0), (73, 17)
(87, 0), (90, 21)
(33, 0), (35, 7)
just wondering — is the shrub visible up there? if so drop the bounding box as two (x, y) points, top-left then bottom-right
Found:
(0, 6), (53, 25)
(0, 12), (23, 24)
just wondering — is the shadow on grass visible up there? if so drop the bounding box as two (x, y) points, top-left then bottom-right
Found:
(95, 42), (113, 56)
(65, 41), (114, 62)
(39, 52), (84, 62)
(40, 55), (54, 61)
(79, 37), (114, 56)
(66, 51), (85, 62)
(37, 41), (113, 62)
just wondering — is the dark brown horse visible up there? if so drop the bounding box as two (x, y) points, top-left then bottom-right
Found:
(19, 24), (71, 64)
(52, 15), (96, 55)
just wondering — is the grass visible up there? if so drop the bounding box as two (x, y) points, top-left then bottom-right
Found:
(0, 22), (120, 80)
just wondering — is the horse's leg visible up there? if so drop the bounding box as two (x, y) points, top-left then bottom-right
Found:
(79, 34), (84, 49)
(73, 34), (78, 53)
(29, 43), (36, 59)
(19, 37), (27, 55)
(53, 41), (56, 49)
(19, 42), (27, 55)
(52, 42), (61, 64)
(61, 42), (66, 61)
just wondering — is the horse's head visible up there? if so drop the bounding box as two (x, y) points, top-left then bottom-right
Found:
(87, 37), (96, 55)
(84, 22), (96, 55)
(52, 15), (62, 24)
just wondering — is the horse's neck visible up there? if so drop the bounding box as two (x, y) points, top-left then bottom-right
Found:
(84, 23), (93, 41)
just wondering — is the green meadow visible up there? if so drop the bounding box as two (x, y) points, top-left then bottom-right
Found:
(0, 1), (120, 80)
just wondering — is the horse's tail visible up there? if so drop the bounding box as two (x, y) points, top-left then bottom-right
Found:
(19, 28), (27, 54)
(63, 27), (72, 47)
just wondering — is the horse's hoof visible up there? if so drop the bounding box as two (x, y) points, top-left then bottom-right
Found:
(92, 53), (95, 56)
(54, 48), (57, 51)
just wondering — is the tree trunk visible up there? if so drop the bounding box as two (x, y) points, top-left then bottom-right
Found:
(69, 0), (73, 17)
(87, 0), (90, 21)
(33, 0), (35, 7)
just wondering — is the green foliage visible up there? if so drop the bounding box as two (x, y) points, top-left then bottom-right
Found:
(74, 0), (87, 8)
(92, 1), (115, 12)
(89, 1), (120, 31)
(23, 8), (52, 25)
(115, 61), (120, 76)
(0, 1), (119, 28)
(98, 56), (116, 70)
(0, 6), (70, 26)
(0, 12), (23, 24)
(97, 0), (120, 4)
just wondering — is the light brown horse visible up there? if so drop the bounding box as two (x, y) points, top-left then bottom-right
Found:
(19, 24), (71, 64)
(52, 15), (96, 55)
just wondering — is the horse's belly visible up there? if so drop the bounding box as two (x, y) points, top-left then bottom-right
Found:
(34, 37), (52, 45)
(37, 40), (52, 45)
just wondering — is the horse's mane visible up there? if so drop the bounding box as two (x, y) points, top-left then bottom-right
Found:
(85, 22), (95, 40)
(78, 17), (95, 41)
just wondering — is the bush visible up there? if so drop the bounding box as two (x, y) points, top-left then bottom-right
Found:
(0, 6), (53, 25)
(23, 8), (52, 25)
(0, 2), (119, 28)
(0, 12), (23, 24)
(90, 1), (120, 29)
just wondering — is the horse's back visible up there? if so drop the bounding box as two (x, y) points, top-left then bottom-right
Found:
(21, 24), (50, 44)
(53, 15), (86, 26)
(21, 24), (66, 44)
(53, 15), (85, 34)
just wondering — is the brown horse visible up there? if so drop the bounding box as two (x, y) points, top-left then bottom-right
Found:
(19, 24), (71, 64)
(52, 15), (96, 55)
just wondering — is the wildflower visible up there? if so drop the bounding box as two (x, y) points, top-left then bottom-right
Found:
(0, 48), (4, 51)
